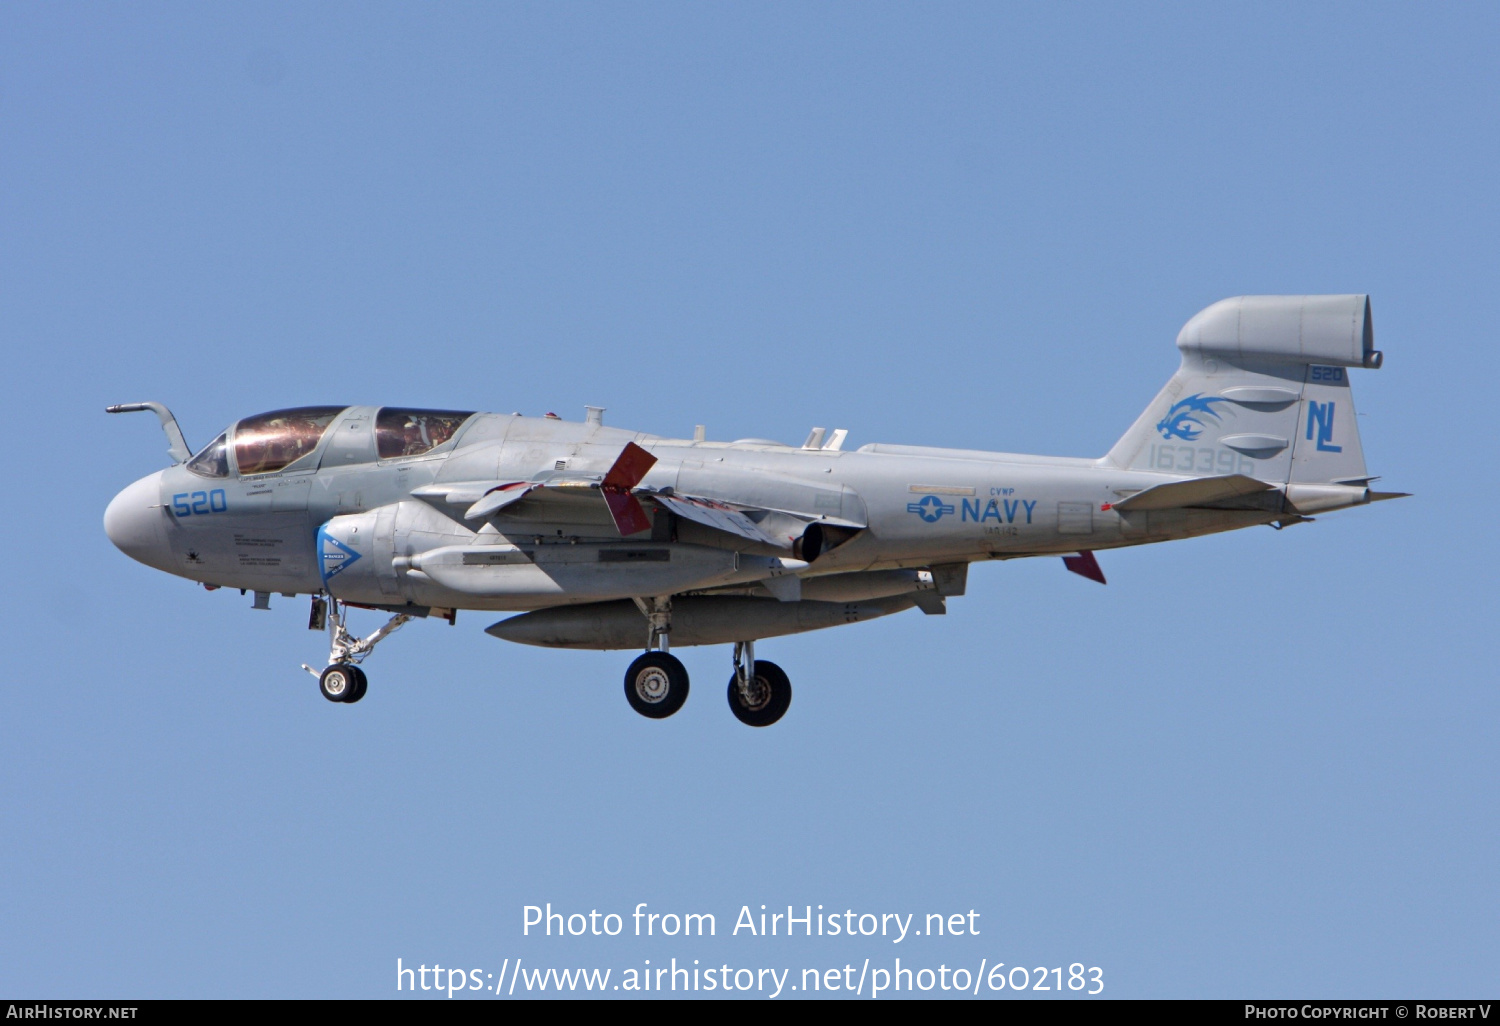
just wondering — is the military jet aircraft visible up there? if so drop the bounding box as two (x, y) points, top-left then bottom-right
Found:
(105, 294), (1403, 726)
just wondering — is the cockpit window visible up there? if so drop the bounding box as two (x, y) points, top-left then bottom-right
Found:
(376, 408), (474, 459)
(186, 432), (230, 478)
(234, 406), (346, 475)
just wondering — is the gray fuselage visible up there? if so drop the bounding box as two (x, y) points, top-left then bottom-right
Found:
(105, 407), (1282, 616)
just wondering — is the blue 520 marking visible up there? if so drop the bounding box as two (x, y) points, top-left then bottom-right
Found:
(172, 489), (228, 517)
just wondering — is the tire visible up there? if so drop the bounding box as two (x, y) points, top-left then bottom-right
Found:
(319, 663), (358, 703)
(345, 666), (368, 704)
(624, 652), (690, 719)
(727, 659), (792, 727)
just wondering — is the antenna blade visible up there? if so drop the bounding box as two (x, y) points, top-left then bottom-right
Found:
(1062, 551), (1107, 584)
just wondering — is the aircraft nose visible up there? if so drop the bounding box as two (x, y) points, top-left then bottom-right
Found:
(105, 472), (172, 571)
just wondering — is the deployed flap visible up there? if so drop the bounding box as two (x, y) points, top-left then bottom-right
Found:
(651, 492), (783, 547)
(648, 488), (866, 551)
(675, 463), (868, 529)
(1111, 474), (1272, 512)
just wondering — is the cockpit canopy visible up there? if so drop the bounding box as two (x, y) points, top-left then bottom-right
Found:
(186, 432), (230, 478)
(185, 406), (477, 477)
(235, 406), (347, 475)
(375, 408), (472, 460)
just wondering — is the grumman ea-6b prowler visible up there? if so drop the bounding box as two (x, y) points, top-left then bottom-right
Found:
(105, 295), (1403, 726)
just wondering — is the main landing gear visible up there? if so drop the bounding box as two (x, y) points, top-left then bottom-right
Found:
(620, 598), (792, 726)
(302, 596), (410, 705)
(727, 640), (791, 728)
(624, 596), (690, 718)
(624, 651), (690, 718)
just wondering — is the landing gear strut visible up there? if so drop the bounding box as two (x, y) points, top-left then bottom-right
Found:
(727, 640), (792, 727)
(624, 596), (689, 718)
(302, 596), (408, 704)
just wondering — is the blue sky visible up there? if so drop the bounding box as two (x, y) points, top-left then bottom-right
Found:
(2, 2), (1495, 998)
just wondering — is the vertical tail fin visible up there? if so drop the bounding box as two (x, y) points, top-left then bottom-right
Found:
(1105, 295), (1381, 488)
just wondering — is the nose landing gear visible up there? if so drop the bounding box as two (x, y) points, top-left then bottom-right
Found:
(302, 596), (408, 705)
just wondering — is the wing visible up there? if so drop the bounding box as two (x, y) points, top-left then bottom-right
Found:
(413, 442), (660, 537)
(415, 442), (866, 550)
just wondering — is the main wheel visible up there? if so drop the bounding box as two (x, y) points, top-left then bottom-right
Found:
(344, 666), (368, 704)
(624, 652), (690, 719)
(727, 660), (792, 727)
(319, 663), (359, 703)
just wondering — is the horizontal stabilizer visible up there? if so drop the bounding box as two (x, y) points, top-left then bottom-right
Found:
(1111, 474), (1272, 512)
(1367, 491), (1412, 503)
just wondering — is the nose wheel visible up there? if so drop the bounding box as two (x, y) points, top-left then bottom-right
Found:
(319, 663), (367, 703)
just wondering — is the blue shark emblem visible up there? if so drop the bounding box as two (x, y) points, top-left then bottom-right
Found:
(907, 494), (955, 523)
(318, 526), (362, 584)
(1156, 394), (1230, 441)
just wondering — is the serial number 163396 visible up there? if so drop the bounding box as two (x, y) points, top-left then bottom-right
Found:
(1147, 444), (1257, 476)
